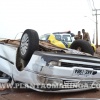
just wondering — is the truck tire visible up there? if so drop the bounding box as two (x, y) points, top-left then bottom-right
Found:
(70, 39), (94, 55)
(20, 29), (39, 60)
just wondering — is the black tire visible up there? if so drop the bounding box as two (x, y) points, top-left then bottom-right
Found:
(20, 29), (39, 60)
(70, 39), (94, 55)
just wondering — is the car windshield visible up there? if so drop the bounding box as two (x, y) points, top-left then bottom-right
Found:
(55, 35), (61, 41)
(39, 34), (49, 40)
(62, 35), (72, 42)
(55, 34), (72, 42)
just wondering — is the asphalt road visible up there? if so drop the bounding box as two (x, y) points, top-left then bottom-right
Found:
(0, 48), (100, 100)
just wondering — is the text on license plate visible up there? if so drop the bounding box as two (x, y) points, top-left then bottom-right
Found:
(73, 69), (93, 76)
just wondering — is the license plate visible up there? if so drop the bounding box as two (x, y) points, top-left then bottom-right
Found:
(73, 68), (93, 76)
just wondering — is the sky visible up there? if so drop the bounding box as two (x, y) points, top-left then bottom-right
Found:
(0, 0), (100, 44)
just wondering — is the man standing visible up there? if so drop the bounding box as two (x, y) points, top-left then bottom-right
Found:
(74, 31), (82, 40)
(82, 29), (90, 43)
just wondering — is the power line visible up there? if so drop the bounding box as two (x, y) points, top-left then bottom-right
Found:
(87, 0), (95, 15)
(91, 0), (96, 9)
(92, 9), (100, 48)
(87, 0), (100, 47)
(87, 0), (94, 13)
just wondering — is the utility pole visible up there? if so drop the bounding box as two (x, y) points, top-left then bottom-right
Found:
(92, 9), (100, 48)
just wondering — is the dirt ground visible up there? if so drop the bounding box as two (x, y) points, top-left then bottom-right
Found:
(0, 88), (100, 100)
(1, 47), (100, 100)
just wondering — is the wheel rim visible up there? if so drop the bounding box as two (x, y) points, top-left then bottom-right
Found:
(20, 33), (29, 56)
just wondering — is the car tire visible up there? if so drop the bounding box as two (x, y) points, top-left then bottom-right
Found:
(70, 39), (94, 55)
(19, 29), (39, 60)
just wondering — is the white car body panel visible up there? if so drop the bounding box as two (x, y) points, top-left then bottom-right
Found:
(0, 44), (16, 76)
(0, 43), (100, 92)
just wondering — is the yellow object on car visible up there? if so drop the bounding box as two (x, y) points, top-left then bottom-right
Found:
(48, 34), (66, 49)
(91, 43), (96, 52)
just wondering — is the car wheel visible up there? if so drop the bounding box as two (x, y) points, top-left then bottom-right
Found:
(20, 29), (39, 60)
(70, 39), (94, 55)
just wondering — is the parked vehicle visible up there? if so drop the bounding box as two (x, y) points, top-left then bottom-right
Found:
(40, 32), (73, 48)
(0, 29), (99, 93)
(40, 32), (95, 55)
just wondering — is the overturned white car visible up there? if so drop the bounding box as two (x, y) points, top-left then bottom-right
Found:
(0, 29), (100, 92)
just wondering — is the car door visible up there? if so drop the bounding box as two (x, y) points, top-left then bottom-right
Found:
(0, 43), (17, 77)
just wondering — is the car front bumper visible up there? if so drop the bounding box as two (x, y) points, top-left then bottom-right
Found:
(25, 51), (100, 92)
